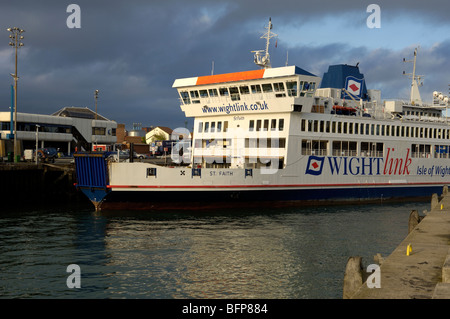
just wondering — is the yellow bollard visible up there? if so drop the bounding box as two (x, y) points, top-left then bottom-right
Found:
(406, 244), (412, 256)
(441, 204), (444, 210)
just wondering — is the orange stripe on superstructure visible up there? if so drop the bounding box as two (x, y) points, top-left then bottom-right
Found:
(196, 69), (265, 85)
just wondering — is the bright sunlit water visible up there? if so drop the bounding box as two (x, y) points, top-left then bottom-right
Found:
(0, 201), (430, 299)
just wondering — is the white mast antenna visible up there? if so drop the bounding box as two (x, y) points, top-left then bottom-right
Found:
(252, 17), (278, 69)
(403, 46), (423, 106)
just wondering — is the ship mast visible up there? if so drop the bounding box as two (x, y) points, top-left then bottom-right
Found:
(252, 18), (277, 69)
(403, 47), (423, 106)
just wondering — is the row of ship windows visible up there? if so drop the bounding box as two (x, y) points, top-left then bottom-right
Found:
(249, 119), (284, 131)
(198, 119), (285, 133)
(194, 138), (287, 149)
(198, 121), (229, 133)
(302, 119), (450, 139)
(405, 110), (441, 118)
(193, 137), (448, 159)
(302, 140), (383, 157)
(302, 139), (450, 158)
(180, 80), (317, 104)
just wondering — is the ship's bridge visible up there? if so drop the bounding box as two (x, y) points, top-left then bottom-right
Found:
(172, 65), (321, 118)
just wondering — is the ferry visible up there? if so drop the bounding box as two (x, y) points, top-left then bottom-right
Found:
(74, 19), (450, 211)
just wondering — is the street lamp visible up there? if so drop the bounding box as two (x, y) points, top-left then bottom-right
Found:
(7, 27), (25, 162)
(94, 89), (99, 120)
(35, 124), (40, 165)
(447, 84), (450, 124)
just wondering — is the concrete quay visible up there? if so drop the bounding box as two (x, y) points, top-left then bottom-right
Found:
(345, 187), (450, 299)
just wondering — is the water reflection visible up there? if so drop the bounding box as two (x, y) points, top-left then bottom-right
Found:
(0, 202), (430, 298)
(100, 210), (301, 298)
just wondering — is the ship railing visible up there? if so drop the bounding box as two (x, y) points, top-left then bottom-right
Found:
(435, 153), (449, 159)
(403, 115), (420, 121)
(302, 150), (388, 157)
(303, 149), (328, 156)
(331, 150), (358, 157)
(360, 151), (384, 158)
(411, 152), (432, 158)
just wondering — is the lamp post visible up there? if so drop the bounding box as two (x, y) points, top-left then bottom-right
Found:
(447, 84), (450, 124)
(94, 89), (99, 120)
(35, 124), (40, 165)
(7, 27), (25, 162)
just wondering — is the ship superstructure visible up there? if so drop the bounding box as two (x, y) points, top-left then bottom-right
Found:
(173, 65), (320, 171)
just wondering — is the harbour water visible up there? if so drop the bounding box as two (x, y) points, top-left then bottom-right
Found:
(0, 201), (430, 299)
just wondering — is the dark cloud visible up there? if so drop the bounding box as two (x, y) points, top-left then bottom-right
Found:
(1, 1), (449, 130)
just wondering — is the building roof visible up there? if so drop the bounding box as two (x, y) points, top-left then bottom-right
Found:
(125, 136), (143, 144)
(152, 126), (173, 134)
(158, 126), (173, 134)
(52, 106), (110, 121)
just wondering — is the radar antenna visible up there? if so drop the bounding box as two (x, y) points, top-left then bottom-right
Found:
(403, 47), (424, 106)
(252, 18), (277, 69)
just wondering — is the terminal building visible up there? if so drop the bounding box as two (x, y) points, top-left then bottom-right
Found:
(0, 106), (117, 158)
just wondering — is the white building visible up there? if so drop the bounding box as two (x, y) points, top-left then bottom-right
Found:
(0, 106), (117, 157)
(145, 126), (173, 144)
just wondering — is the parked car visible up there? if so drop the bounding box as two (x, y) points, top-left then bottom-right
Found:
(105, 150), (130, 162)
(134, 152), (149, 159)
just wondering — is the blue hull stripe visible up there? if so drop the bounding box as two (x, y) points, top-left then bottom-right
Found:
(80, 184), (443, 210)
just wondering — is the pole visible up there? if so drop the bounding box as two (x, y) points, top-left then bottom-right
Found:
(10, 85), (14, 138)
(35, 125), (39, 165)
(13, 35), (18, 162)
(94, 90), (99, 120)
(7, 27), (25, 162)
(447, 84), (450, 124)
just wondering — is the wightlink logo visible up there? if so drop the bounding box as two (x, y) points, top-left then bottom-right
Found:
(305, 148), (412, 177)
(202, 101), (269, 114)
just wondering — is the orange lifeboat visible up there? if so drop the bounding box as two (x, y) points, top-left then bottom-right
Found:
(332, 105), (357, 114)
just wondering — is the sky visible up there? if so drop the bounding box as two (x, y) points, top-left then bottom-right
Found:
(1, 0), (450, 131)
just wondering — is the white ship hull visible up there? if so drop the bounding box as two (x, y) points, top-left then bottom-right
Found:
(75, 136), (450, 210)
